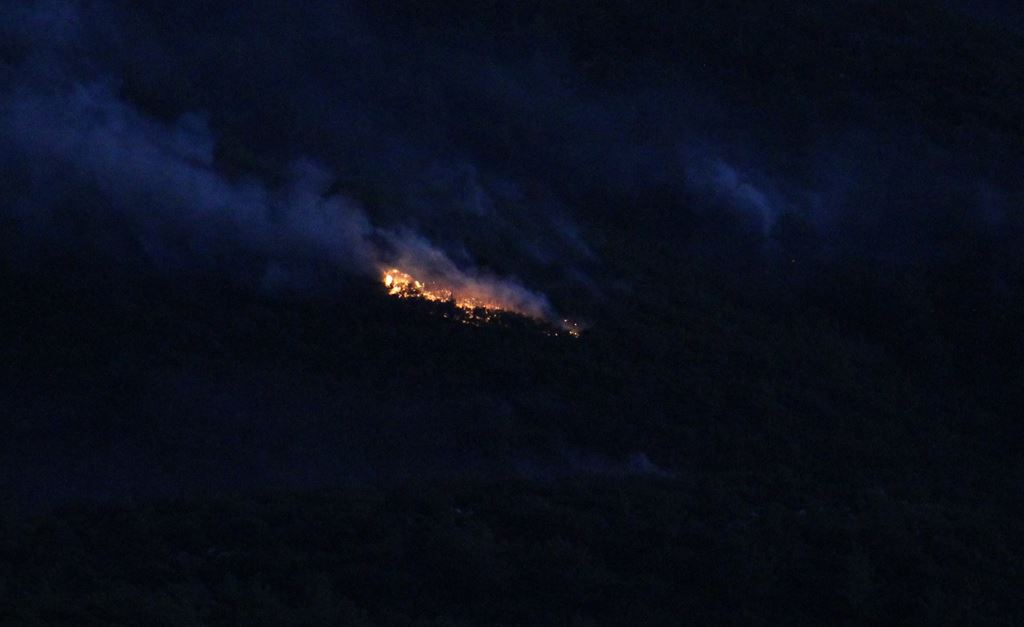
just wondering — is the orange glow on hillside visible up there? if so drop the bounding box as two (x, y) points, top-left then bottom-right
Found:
(382, 268), (499, 310)
(380, 267), (580, 337)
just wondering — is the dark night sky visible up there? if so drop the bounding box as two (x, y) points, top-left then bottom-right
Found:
(3, 0), (1020, 296)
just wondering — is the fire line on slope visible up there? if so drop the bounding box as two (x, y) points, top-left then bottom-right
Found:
(380, 267), (580, 337)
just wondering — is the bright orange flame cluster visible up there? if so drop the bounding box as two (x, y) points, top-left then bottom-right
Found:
(380, 267), (580, 337)
(382, 268), (500, 311)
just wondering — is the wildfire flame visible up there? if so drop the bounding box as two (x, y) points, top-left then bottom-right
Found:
(383, 268), (495, 309)
(380, 267), (580, 337)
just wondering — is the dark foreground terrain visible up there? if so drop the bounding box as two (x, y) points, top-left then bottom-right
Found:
(2, 256), (1022, 625)
(2, 477), (1022, 626)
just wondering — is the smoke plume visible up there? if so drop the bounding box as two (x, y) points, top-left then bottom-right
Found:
(0, 0), (564, 322)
